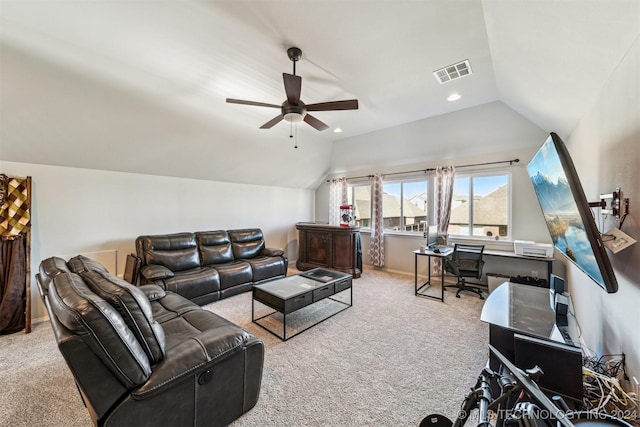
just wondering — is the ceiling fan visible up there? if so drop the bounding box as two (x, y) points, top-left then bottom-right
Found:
(226, 47), (358, 131)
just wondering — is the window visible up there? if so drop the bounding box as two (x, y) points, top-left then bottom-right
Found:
(381, 179), (428, 233)
(347, 183), (372, 229)
(447, 173), (510, 238)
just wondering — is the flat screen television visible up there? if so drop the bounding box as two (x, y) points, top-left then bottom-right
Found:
(527, 132), (618, 293)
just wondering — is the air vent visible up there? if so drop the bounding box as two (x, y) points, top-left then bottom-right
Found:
(433, 60), (472, 84)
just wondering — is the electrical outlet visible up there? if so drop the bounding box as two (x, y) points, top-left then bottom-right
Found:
(531, 270), (539, 279)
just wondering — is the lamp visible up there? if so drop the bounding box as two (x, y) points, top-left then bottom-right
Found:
(284, 112), (305, 123)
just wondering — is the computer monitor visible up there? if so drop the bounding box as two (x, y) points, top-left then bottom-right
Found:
(550, 274), (566, 294)
(426, 225), (438, 247)
(513, 333), (583, 406)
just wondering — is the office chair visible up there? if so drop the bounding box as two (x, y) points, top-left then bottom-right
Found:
(444, 244), (485, 299)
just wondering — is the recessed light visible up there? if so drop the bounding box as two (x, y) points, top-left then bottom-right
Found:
(447, 93), (461, 102)
(333, 128), (343, 133)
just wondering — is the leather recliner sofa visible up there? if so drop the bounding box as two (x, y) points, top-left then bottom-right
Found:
(36, 255), (264, 427)
(135, 228), (287, 305)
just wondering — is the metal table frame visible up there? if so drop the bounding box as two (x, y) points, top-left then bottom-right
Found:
(413, 249), (450, 302)
(252, 275), (353, 341)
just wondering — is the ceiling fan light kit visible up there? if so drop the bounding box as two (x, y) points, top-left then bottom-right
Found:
(226, 47), (358, 132)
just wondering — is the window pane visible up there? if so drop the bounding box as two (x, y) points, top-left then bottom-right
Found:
(472, 175), (509, 237)
(448, 177), (470, 235)
(349, 184), (371, 228)
(382, 182), (401, 231)
(402, 181), (428, 232)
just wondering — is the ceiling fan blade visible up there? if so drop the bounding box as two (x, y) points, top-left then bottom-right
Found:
(260, 114), (284, 129)
(306, 99), (359, 111)
(226, 98), (280, 108)
(304, 114), (329, 131)
(283, 73), (302, 105)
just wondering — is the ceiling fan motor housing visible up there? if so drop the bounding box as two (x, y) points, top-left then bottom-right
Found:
(287, 47), (302, 63)
(282, 101), (306, 122)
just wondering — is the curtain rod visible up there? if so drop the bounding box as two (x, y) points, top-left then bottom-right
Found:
(327, 158), (520, 182)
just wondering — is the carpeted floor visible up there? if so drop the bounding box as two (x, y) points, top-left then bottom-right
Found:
(0, 269), (489, 427)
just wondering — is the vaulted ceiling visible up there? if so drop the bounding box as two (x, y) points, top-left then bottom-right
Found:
(1, 1), (638, 189)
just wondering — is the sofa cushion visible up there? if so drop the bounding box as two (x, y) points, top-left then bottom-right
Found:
(228, 229), (266, 260)
(81, 270), (166, 364)
(133, 309), (253, 399)
(68, 254), (110, 275)
(164, 267), (220, 302)
(48, 272), (152, 388)
(38, 256), (71, 294)
(246, 256), (286, 283)
(138, 233), (200, 272)
(212, 261), (253, 290)
(196, 230), (234, 265)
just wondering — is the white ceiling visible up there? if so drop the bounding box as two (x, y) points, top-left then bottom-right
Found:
(1, 0), (638, 189)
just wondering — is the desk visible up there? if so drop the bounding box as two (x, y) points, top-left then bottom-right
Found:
(483, 249), (554, 285)
(413, 249), (451, 302)
(481, 282), (582, 404)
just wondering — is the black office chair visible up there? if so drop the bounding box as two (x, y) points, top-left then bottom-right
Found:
(444, 244), (485, 299)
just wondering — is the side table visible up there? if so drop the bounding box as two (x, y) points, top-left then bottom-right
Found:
(413, 248), (452, 302)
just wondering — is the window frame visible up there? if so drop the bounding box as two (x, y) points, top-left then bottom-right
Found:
(446, 171), (512, 240)
(345, 170), (512, 241)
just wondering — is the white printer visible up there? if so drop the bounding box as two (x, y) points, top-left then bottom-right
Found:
(513, 240), (554, 258)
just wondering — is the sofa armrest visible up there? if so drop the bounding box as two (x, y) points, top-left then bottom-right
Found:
(261, 247), (285, 258)
(140, 265), (175, 281)
(138, 285), (166, 301)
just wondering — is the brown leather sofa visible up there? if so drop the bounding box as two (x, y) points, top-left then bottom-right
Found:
(135, 228), (287, 305)
(36, 255), (264, 427)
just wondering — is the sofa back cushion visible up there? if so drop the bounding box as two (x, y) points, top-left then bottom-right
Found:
(81, 270), (166, 364)
(196, 230), (234, 265)
(48, 272), (152, 388)
(228, 229), (265, 260)
(137, 233), (200, 272)
(68, 254), (110, 275)
(38, 257), (71, 295)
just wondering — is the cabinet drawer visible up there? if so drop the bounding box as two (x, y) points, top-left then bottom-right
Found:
(334, 278), (352, 293)
(313, 283), (335, 302)
(284, 292), (313, 314)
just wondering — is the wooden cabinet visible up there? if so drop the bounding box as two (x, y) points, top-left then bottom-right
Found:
(295, 223), (361, 278)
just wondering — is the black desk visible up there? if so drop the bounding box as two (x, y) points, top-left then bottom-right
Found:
(483, 249), (555, 285)
(481, 282), (583, 405)
(413, 248), (452, 302)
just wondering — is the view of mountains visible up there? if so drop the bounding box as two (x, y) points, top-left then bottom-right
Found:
(530, 171), (575, 214)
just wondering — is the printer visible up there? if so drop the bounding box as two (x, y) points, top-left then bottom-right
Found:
(513, 240), (554, 258)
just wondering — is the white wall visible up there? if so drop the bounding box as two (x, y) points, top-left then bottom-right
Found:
(0, 161), (314, 321)
(564, 36), (640, 382)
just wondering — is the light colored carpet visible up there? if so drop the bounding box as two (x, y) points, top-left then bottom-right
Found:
(0, 269), (488, 426)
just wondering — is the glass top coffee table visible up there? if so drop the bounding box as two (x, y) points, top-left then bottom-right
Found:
(252, 268), (353, 340)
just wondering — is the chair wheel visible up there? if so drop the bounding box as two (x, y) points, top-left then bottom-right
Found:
(456, 294), (461, 298)
(479, 296), (484, 300)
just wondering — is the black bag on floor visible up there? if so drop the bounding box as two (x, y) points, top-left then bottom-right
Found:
(510, 275), (548, 288)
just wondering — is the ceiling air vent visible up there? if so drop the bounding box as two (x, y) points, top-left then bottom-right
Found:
(433, 60), (472, 84)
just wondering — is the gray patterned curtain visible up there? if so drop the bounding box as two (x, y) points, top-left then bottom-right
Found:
(370, 174), (384, 267)
(328, 178), (348, 226)
(434, 165), (455, 274)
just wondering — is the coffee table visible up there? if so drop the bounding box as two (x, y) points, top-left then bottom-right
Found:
(251, 268), (352, 340)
